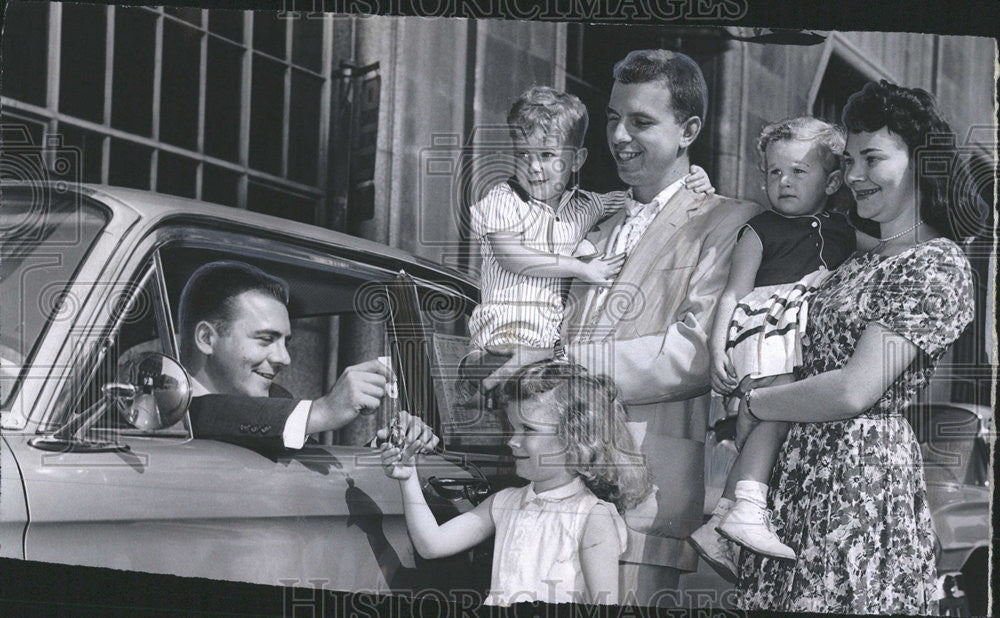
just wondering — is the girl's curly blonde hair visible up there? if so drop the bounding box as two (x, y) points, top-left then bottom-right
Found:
(498, 360), (653, 513)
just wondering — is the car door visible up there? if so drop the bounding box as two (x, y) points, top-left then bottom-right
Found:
(7, 222), (483, 595)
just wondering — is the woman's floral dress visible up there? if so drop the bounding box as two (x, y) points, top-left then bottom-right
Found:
(737, 238), (974, 614)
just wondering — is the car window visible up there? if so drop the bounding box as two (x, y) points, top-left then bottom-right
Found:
(156, 238), (399, 445)
(0, 189), (110, 409)
(74, 263), (187, 439)
(153, 235), (499, 460)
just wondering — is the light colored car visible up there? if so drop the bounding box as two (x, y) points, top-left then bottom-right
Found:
(905, 401), (992, 615)
(0, 183), (503, 597)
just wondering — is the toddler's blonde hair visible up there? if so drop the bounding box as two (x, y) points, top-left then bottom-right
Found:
(757, 116), (846, 174)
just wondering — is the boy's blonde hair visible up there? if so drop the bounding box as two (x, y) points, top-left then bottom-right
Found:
(756, 116), (846, 173)
(498, 360), (653, 513)
(507, 86), (589, 148)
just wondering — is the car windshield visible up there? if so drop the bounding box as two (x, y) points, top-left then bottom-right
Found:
(909, 405), (984, 486)
(0, 188), (109, 408)
(921, 439), (975, 485)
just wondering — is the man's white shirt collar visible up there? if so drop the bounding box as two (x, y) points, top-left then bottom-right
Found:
(625, 177), (686, 219)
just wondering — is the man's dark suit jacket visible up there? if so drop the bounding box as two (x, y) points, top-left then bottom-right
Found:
(187, 384), (299, 440)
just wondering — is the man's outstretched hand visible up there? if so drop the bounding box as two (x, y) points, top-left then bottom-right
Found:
(307, 359), (393, 434)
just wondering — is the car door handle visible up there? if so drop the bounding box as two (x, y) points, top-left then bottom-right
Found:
(427, 476), (491, 505)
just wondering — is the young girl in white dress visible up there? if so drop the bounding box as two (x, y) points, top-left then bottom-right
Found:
(380, 360), (651, 605)
(690, 117), (872, 577)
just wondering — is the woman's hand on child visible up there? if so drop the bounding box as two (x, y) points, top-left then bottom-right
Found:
(576, 252), (626, 285)
(684, 165), (716, 195)
(734, 376), (770, 449)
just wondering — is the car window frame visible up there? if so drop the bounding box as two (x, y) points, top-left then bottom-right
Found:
(34, 222), (394, 431)
(35, 217), (486, 455)
(0, 189), (114, 411)
(1, 188), (135, 432)
(50, 254), (192, 439)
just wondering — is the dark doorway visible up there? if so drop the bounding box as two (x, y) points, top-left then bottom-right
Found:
(563, 25), (729, 193)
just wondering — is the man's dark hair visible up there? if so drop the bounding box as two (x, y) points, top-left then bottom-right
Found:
(612, 49), (708, 123)
(178, 261), (290, 361)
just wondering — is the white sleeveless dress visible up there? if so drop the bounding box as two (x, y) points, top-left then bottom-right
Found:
(485, 477), (627, 606)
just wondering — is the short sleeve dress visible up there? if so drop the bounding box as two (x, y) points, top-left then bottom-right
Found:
(737, 238), (974, 614)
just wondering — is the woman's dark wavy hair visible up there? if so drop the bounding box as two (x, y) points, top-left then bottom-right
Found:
(841, 80), (984, 241)
(498, 360), (653, 514)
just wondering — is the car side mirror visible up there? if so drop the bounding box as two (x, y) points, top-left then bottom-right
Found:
(117, 353), (192, 431)
(31, 353), (192, 453)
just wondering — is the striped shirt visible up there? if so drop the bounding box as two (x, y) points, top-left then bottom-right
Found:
(469, 180), (626, 350)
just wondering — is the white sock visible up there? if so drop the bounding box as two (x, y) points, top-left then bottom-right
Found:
(734, 480), (768, 509)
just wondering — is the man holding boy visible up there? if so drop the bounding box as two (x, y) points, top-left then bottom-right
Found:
(567, 49), (760, 606)
(464, 86), (710, 389)
(487, 50), (760, 606)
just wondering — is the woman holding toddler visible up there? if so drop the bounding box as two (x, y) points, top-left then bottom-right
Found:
(736, 81), (978, 614)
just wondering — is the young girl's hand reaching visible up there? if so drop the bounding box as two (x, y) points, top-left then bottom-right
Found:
(379, 440), (418, 480)
(380, 435), (496, 561)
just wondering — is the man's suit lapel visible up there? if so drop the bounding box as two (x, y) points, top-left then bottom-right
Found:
(589, 188), (703, 340)
(618, 187), (702, 283)
(589, 209), (625, 254)
(563, 210), (625, 339)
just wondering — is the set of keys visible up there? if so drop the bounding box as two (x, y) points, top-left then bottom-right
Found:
(379, 355), (405, 450)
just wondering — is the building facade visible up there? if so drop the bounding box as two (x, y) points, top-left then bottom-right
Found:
(1, 2), (994, 409)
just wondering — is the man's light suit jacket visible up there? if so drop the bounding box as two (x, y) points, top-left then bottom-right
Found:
(563, 185), (761, 573)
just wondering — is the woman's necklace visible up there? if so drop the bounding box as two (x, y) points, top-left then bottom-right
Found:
(875, 220), (923, 253)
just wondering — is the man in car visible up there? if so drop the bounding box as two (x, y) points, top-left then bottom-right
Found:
(179, 260), (437, 450)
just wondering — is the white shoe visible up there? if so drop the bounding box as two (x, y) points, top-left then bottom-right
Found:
(689, 514), (739, 582)
(717, 500), (795, 560)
